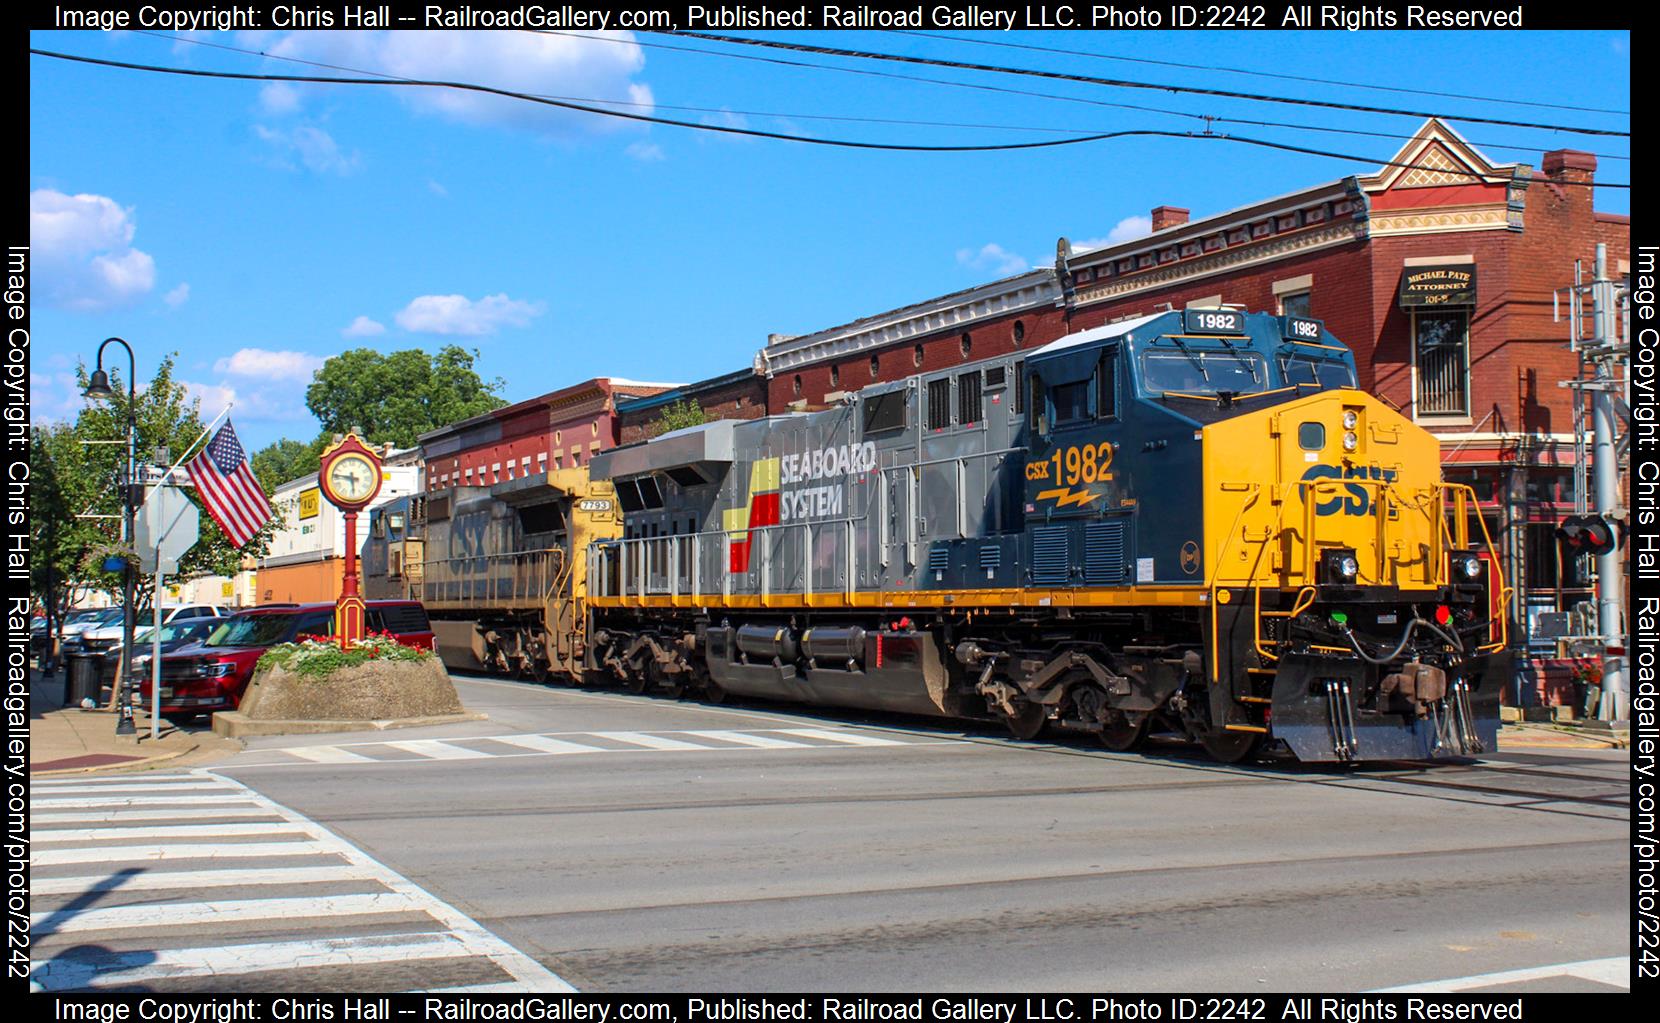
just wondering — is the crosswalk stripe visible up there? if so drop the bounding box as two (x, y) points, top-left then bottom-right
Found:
(774, 728), (908, 747)
(382, 740), (492, 760)
(486, 734), (607, 755)
(34, 892), (425, 936)
(681, 729), (813, 749)
(32, 794), (261, 808)
(1368, 956), (1629, 992)
(589, 731), (714, 751)
(31, 865), (372, 895)
(284, 745), (378, 763)
(33, 806), (281, 823)
(28, 780), (234, 794)
(34, 841), (331, 866)
(31, 931), (486, 991)
(34, 822), (310, 843)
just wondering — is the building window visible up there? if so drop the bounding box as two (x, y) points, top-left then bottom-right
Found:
(1413, 310), (1471, 417)
(1012, 320), (1025, 347)
(555, 430), (562, 444)
(870, 354), (880, 379)
(914, 343), (925, 367)
(591, 422), (599, 437)
(1279, 291), (1312, 319)
(830, 364), (841, 388)
(792, 374), (802, 397)
(960, 332), (972, 359)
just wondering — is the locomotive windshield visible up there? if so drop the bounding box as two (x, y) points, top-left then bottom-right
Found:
(1279, 354), (1357, 391)
(1139, 348), (1268, 395)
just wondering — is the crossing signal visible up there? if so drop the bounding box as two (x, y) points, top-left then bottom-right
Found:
(1556, 514), (1619, 557)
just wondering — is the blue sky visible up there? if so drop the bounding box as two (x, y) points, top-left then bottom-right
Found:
(30, 28), (1630, 451)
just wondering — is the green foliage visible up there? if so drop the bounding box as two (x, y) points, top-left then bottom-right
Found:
(30, 355), (274, 612)
(251, 434), (330, 492)
(257, 634), (432, 678)
(655, 398), (707, 437)
(304, 345), (507, 448)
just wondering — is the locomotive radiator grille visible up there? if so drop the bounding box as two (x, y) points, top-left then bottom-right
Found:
(1083, 521), (1126, 585)
(1031, 526), (1069, 586)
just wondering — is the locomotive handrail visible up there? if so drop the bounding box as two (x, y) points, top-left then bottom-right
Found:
(1435, 481), (1511, 654)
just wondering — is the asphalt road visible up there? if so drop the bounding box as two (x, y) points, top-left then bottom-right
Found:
(33, 676), (1632, 992)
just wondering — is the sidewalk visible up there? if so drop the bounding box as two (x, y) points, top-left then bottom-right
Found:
(29, 668), (243, 776)
(1498, 719), (1629, 751)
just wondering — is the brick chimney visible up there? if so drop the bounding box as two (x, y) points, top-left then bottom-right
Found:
(1151, 205), (1190, 231)
(1542, 149), (1596, 183)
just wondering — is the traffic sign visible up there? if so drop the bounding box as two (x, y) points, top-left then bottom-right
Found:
(136, 486), (199, 574)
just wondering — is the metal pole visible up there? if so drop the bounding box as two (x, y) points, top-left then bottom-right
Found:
(152, 568), (164, 741)
(1591, 245), (1628, 721)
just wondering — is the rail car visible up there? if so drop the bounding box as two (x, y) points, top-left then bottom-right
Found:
(369, 309), (1509, 763)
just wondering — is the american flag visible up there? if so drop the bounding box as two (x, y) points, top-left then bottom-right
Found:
(186, 421), (272, 548)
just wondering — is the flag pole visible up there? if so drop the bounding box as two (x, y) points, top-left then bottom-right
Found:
(155, 402), (233, 491)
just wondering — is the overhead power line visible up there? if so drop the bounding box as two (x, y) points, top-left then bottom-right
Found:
(667, 31), (1630, 139)
(894, 30), (1630, 117)
(28, 48), (1626, 188)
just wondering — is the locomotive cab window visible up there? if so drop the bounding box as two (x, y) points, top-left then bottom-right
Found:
(1027, 374), (1046, 433)
(1139, 348), (1267, 396)
(1052, 379), (1091, 426)
(1096, 348), (1120, 421)
(1280, 354), (1356, 391)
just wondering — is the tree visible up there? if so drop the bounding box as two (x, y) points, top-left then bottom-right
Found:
(30, 355), (275, 611)
(655, 398), (707, 437)
(251, 434), (329, 492)
(304, 344), (506, 449)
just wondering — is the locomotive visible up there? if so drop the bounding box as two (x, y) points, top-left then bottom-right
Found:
(368, 309), (1509, 763)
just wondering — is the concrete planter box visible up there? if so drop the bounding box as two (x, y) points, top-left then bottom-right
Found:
(212, 656), (484, 737)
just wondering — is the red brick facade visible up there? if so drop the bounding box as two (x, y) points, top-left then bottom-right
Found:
(617, 370), (769, 445)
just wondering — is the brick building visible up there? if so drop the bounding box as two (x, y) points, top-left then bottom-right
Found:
(615, 368), (768, 445)
(754, 120), (1629, 666)
(420, 377), (680, 490)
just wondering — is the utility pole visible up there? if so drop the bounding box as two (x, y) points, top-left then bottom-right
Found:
(1557, 244), (1629, 721)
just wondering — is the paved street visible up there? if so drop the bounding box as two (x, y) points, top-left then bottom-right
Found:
(33, 676), (1632, 992)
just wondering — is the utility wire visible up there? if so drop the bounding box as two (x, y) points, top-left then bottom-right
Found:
(893, 30), (1630, 117)
(668, 31), (1630, 138)
(29, 48), (1627, 188)
(547, 30), (1631, 162)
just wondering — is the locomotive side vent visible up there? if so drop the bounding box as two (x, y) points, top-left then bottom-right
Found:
(1031, 526), (1069, 586)
(929, 546), (950, 581)
(1084, 520), (1127, 585)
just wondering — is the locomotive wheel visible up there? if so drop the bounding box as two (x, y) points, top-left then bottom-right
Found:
(1003, 703), (1047, 741)
(702, 678), (728, 704)
(1200, 728), (1263, 764)
(1100, 711), (1149, 752)
(527, 650), (549, 683)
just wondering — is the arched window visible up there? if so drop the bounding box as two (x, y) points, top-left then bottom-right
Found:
(1012, 320), (1025, 346)
(913, 343), (925, 367)
(792, 374), (802, 397)
(830, 365), (841, 388)
(960, 332), (972, 359)
(870, 354), (880, 378)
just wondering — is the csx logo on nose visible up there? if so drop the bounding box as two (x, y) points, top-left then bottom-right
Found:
(1301, 464), (1397, 516)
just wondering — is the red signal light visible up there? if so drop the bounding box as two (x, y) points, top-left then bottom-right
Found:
(1435, 605), (1452, 626)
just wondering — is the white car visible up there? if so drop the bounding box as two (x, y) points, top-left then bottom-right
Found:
(80, 605), (232, 657)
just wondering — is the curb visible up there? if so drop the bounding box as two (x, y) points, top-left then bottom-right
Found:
(30, 742), (202, 777)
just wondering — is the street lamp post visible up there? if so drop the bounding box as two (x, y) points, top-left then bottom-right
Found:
(84, 337), (139, 737)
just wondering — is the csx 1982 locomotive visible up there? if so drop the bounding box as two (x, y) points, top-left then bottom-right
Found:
(368, 309), (1509, 763)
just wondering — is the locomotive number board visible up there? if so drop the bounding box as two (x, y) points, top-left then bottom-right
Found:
(1282, 316), (1324, 341)
(1183, 309), (1245, 335)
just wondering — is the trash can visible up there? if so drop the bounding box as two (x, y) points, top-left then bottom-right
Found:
(66, 653), (102, 707)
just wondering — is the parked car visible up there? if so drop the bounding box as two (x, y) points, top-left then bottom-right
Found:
(139, 601), (435, 717)
(121, 618), (225, 679)
(80, 604), (231, 660)
(57, 608), (126, 656)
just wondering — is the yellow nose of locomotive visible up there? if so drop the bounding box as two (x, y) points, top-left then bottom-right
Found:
(1202, 388), (1448, 593)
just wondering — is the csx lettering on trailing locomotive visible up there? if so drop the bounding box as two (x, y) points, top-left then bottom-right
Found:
(366, 310), (1506, 764)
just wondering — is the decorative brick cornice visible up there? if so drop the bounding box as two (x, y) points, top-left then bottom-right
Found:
(1074, 221), (1365, 306)
(1368, 205), (1513, 238)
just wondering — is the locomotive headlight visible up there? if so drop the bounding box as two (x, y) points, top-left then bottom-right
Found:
(1452, 552), (1483, 580)
(1342, 410), (1359, 430)
(1342, 431), (1358, 452)
(1321, 547), (1361, 584)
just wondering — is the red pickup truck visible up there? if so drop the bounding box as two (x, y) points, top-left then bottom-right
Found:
(139, 601), (435, 718)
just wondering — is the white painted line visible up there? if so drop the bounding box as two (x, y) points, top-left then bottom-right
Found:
(196, 767), (573, 991)
(33, 806), (280, 824)
(34, 841), (331, 866)
(34, 822), (310, 844)
(1368, 956), (1630, 992)
(682, 729), (812, 749)
(33, 891), (425, 936)
(283, 745), (379, 763)
(31, 931), (483, 991)
(31, 794), (260, 808)
(590, 731), (716, 751)
(486, 734), (607, 756)
(425, 982), (529, 993)
(382, 740), (493, 761)
(29, 781), (235, 796)
(774, 728), (908, 747)
(31, 865), (374, 895)
(30, 775), (230, 788)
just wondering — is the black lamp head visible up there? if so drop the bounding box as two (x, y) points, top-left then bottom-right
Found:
(83, 368), (114, 399)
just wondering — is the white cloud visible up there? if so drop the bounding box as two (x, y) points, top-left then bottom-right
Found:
(427, 179), (449, 197)
(163, 283), (191, 308)
(255, 30), (653, 137)
(394, 293), (543, 336)
(183, 380), (238, 417)
(956, 243), (1030, 277)
(30, 189), (158, 311)
(29, 370), (85, 424)
(213, 348), (325, 380)
(1073, 216), (1154, 253)
(182, 375), (312, 424)
(259, 82), (302, 115)
(255, 123), (361, 174)
(625, 141), (664, 162)
(342, 315), (386, 338)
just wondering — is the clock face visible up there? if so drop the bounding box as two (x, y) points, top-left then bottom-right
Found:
(327, 454), (377, 504)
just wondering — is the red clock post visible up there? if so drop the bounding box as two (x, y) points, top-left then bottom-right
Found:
(317, 433), (384, 649)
